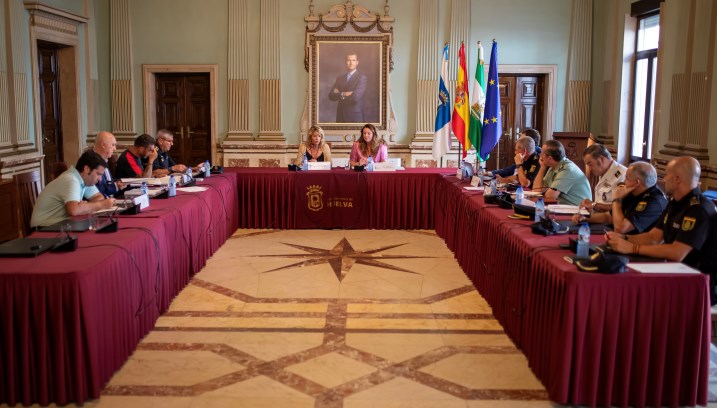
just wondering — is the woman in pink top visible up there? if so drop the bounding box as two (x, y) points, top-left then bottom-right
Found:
(349, 123), (388, 166)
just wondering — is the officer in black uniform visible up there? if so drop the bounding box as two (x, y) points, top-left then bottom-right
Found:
(495, 135), (542, 189)
(607, 157), (717, 304)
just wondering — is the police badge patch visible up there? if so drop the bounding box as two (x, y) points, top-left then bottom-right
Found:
(636, 201), (647, 212)
(529, 165), (536, 173)
(681, 216), (696, 231)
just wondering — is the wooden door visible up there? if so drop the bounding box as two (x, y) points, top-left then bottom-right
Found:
(156, 73), (211, 165)
(38, 41), (63, 182)
(483, 75), (544, 170)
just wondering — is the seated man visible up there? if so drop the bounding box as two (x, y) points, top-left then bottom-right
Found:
(152, 129), (202, 177)
(579, 143), (627, 213)
(93, 130), (125, 197)
(607, 157), (717, 304)
(572, 162), (667, 234)
(491, 128), (541, 177)
(495, 135), (541, 189)
(115, 134), (158, 179)
(531, 140), (591, 206)
(30, 150), (115, 228)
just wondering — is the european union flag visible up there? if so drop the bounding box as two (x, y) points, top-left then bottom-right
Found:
(479, 40), (502, 160)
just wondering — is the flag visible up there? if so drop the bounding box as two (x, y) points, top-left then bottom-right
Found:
(480, 40), (502, 160)
(432, 44), (451, 163)
(469, 42), (486, 161)
(451, 42), (470, 158)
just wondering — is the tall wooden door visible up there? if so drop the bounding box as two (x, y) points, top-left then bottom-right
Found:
(483, 75), (544, 170)
(38, 41), (63, 182)
(156, 73), (211, 165)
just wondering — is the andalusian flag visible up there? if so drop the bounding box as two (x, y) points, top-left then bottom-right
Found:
(480, 40), (502, 160)
(469, 42), (486, 161)
(432, 45), (452, 162)
(451, 42), (470, 158)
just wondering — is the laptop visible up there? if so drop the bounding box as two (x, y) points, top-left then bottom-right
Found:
(38, 218), (92, 232)
(0, 237), (62, 257)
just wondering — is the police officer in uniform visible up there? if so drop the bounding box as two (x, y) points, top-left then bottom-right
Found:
(607, 157), (717, 304)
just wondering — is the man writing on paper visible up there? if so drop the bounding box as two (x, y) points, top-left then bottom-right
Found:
(531, 140), (591, 206)
(572, 162), (667, 234)
(30, 151), (115, 228)
(607, 157), (717, 303)
(93, 131), (125, 197)
(579, 144), (627, 213)
(151, 129), (202, 177)
(115, 134), (158, 179)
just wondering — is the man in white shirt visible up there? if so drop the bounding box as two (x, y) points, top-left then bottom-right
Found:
(580, 143), (627, 213)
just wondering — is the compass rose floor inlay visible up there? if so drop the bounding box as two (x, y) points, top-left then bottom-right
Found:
(84, 229), (559, 407)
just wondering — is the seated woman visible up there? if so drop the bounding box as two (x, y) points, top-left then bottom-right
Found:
(349, 123), (388, 166)
(297, 125), (332, 163)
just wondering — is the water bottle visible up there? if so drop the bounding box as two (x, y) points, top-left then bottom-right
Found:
(489, 178), (497, 195)
(168, 174), (176, 197)
(186, 166), (193, 179)
(577, 222), (590, 259)
(301, 155), (308, 171)
(535, 198), (545, 222)
(140, 181), (148, 196)
(476, 166), (484, 187)
(204, 160), (211, 178)
(515, 185), (524, 204)
(367, 156), (374, 172)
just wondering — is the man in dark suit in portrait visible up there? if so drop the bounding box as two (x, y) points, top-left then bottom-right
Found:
(328, 52), (367, 123)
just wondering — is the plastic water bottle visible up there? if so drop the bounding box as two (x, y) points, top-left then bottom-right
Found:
(515, 185), (524, 204)
(476, 166), (484, 187)
(577, 222), (590, 259)
(535, 198), (545, 222)
(140, 181), (148, 196)
(168, 174), (176, 197)
(204, 160), (211, 178)
(186, 166), (193, 179)
(489, 178), (497, 195)
(367, 156), (374, 172)
(301, 155), (308, 171)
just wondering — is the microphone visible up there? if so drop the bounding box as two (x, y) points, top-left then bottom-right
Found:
(96, 206), (121, 233)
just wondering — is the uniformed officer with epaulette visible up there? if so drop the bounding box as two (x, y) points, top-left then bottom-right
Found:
(607, 157), (717, 304)
(580, 143), (627, 213)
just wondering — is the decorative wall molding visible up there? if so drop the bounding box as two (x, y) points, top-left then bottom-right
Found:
(448, 0), (469, 81)
(257, 0), (284, 141)
(563, 0), (592, 132)
(662, 72), (687, 153)
(412, 0), (439, 143)
(226, 0), (252, 140)
(109, 0), (134, 137)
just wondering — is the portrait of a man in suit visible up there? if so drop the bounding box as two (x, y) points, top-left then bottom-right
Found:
(317, 41), (381, 126)
(328, 53), (367, 122)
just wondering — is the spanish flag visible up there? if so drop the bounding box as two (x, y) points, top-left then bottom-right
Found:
(451, 42), (470, 158)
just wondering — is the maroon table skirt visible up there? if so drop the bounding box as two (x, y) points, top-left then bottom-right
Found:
(0, 173), (238, 406)
(434, 175), (710, 407)
(230, 167), (451, 229)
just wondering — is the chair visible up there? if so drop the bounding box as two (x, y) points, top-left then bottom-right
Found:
(14, 169), (42, 237)
(48, 161), (68, 182)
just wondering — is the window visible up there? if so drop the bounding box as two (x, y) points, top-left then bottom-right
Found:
(630, 13), (659, 161)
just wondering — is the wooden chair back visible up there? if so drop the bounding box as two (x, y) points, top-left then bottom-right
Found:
(13, 169), (42, 237)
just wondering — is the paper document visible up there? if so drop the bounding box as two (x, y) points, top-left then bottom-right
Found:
(629, 263), (701, 274)
(177, 186), (208, 192)
(464, 186), (484, 191)
(546, 205), (590, 215)
(523, 191), (543, 197)
(121, 176), (172, 186)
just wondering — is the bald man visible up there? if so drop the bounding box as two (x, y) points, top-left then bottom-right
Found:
(607, 157), (717, 303)
(93, 131), (125, 197)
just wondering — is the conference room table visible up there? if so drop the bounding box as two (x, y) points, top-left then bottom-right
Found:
(0, 173), (238, 406)
(0, 167), (709, 407)
(232, 167), (710, 407)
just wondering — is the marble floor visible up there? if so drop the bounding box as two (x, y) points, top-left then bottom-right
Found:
(8, 229), (717, 407)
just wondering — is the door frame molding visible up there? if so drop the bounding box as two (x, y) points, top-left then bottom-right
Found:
(498, 64), (557, 140)
(142, 64), (218, 161)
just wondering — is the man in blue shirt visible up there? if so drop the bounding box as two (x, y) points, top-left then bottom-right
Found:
(30, 151), (115, 228)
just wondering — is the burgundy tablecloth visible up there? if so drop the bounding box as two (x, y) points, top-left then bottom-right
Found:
(230, 168), (450, 229)
(0, 173), (238, 406)
(434, 175), (710, 407)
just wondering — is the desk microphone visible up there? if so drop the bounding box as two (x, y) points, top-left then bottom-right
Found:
(96, 206), (121, 233)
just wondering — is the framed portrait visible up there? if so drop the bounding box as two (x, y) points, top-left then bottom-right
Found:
(309, 35), (391, 131)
